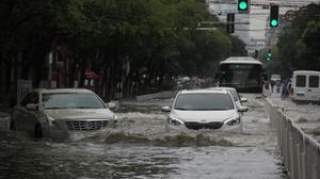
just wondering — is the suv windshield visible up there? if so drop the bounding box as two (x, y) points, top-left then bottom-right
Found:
(42, 93), (105, 109)
(174, 93), (234, 111)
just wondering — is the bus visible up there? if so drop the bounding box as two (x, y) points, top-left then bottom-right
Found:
(215, 56), (265, 92)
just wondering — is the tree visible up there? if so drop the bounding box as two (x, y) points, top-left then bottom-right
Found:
(277, 3), (320, 77)
(0, 0), (248, 100)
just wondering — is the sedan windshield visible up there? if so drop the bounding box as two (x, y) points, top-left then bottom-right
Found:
(42, 93), (105, 109)
(174, 93), (234, 111)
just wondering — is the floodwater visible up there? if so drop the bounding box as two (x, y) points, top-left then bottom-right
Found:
(0, 94), (287, 179)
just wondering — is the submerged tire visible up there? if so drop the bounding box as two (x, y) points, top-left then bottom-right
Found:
(34, 123), (43, 138)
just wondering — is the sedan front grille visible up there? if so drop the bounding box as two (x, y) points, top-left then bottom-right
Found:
(66, 120), (108, 131)
(184, 122), (223, 130)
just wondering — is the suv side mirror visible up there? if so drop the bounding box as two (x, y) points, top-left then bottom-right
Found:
(26, 103), (38, 111)
(161, 106), (171, 112)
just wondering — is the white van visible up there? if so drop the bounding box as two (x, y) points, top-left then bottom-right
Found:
(292, 70), (320, 101)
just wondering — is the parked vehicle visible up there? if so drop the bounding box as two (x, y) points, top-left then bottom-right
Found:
(161, 89), (248, 131)
(292, 70), (320, 102)
(10, 88), (117, 139)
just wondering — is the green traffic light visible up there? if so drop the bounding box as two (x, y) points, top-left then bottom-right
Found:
(271, 19), (278, 27)
(267, 52), (272, 61)
(239, 2), (248, 10)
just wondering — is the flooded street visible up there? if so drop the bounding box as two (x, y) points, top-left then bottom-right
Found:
(0, 94), (287, 179)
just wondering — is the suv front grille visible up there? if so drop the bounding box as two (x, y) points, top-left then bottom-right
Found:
(184, 122), (223, 130)
(66, 120), (108, 131)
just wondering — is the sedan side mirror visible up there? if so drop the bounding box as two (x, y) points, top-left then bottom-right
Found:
(240, 97), (248, 103)
(26, 103), (38, 111)
(238, 106), (248, 113)
(161, 106), (171, 112)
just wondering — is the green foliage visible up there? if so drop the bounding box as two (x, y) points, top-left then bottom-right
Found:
(277, 3), (320, 76)
(0, 0), (248, 97)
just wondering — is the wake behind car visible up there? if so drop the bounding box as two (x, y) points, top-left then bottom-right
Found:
(11, 88), (116, 139)
(161, 89), (248, 131)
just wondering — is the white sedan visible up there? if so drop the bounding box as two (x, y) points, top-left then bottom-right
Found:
(11, 88), (116, 139)
(162, 89), (248, 131)
(209, 87), (248, 109)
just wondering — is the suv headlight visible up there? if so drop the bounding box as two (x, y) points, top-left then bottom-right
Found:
(225, 116), (240, 126)
(168, 115), (184, 126)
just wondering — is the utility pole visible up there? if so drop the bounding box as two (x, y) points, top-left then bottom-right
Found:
(48, 52), (53, 88)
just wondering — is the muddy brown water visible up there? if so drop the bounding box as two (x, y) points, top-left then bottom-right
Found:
(0, 94), (287, 179)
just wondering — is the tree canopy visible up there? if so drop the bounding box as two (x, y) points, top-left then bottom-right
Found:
(0, 0), (247, 98)
(277, 3), (320, 77)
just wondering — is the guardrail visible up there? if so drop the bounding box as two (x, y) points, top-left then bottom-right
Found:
(265, 99), (320, 179)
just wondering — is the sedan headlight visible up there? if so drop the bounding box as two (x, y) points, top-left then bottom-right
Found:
(168, 115), (184, 126)
(225, 116), (240, 126)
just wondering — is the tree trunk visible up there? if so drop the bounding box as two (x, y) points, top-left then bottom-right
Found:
(0, 56), (4, 100)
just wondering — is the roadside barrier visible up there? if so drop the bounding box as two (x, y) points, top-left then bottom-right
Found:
(265, 99), (320, 179)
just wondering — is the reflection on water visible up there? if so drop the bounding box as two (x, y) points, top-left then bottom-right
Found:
(1, 138), (177, 179)
(0, 136), (286, 179)
(0, 95), (287, 179)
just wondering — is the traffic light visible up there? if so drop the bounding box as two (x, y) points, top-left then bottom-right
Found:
(270, 5), (279, 28)
(267, 49), (272, 61)
(226, 13), (235, 33)
(238, 0), (249, 13)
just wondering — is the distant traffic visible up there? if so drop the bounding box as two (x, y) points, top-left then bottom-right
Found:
(215, 56), (265, 92)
